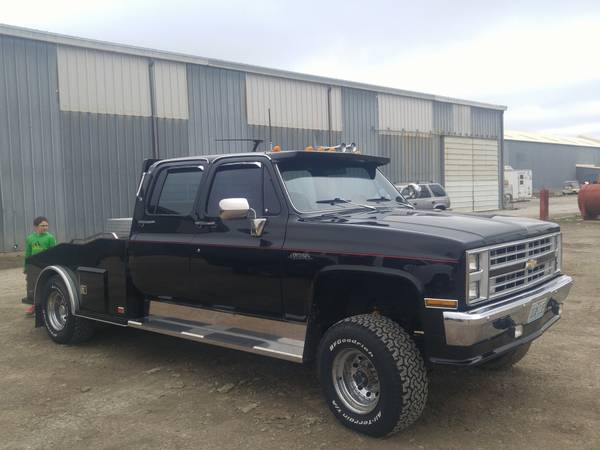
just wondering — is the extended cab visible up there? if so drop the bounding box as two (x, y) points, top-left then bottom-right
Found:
(26, 149), (572, 437)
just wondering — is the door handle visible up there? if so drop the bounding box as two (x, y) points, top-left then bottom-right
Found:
(138, 220), (155, 225)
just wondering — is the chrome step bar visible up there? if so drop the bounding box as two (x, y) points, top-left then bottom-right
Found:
(128, 301), (306, 363)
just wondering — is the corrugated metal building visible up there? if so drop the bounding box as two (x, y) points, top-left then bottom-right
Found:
(504, 131), (600, 191)
(0, 24), (506, 252)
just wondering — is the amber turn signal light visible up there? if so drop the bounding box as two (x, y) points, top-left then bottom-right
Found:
(424, 298), (458, 309)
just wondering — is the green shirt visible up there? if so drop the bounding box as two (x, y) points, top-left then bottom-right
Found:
(24, 232), (56, 267)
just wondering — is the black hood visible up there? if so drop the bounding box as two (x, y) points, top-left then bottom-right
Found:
(304, 208), (559, 248)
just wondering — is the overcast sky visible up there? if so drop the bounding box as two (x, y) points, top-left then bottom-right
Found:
(3, 0), (600, 136)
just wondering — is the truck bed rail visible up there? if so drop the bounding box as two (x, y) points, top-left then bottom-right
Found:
(70, 232), (120, 244)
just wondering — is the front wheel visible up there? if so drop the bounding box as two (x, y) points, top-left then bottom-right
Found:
(41, 275), (95, 344)
(317, 314), (428, 437)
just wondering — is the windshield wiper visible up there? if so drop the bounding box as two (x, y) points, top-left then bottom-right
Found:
(366, 196), (391, 203)
(315, 197), (376, 211)
(316, 197), (351, 204)
(366, 196), (413, 209)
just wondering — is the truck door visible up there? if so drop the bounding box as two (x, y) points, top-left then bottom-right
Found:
(128, 162), (205, 300)
(188, 157), (286, 318)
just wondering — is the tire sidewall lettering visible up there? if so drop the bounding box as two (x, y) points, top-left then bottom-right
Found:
(328, 338), (374, 359)
(331, 399), (383, 426)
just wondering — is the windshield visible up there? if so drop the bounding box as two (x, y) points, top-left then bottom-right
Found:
(277, 161), (408, 212)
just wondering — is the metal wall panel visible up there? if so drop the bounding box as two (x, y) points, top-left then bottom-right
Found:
(246, 74), (342, 131)
(156, 119), (190, 159)
(471, 107), (501, 138)
(188, 65), (250, 154)
(377, 94), (433, 133)
(376, 134), (441, 184)
(188, 66), (343, 155)
(0, 36), (65, 252)
(153, 61), (189, 120)
(60, 112), (152, 239)
(341, 87), (377, 152)
(433, 102), (453, 134)
(156, 119), (190, 158)
(57, 45), (151, 117)
(452, 104), (472, 135)
(504, 140), (600, 190)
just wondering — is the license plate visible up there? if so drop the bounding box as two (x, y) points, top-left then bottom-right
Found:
(527, 298), (548, 323)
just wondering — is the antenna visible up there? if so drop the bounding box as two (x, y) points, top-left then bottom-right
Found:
(268, 108), (273, 151)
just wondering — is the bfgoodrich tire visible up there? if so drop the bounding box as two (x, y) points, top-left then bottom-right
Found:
(41, 275), (96, 345)
(317, 314), (428, 437)
(479, 342), (531, 371)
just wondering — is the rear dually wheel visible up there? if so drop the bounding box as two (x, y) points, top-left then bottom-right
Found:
(41, 275), (96, 345)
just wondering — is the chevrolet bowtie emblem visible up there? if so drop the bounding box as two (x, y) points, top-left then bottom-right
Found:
(525, 258), (538, 270)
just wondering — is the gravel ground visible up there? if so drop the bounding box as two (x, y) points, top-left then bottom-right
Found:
(0, 218), (599, 449)
(497, 195), (581, 219)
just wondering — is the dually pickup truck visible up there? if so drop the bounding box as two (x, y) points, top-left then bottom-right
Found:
(26, 149), (572, 437)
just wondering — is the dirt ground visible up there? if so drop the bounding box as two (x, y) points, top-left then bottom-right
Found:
(1, 218), (599, 449)
(498, 195), (581, 219)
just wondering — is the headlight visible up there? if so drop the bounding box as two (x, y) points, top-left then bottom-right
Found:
(469, 281), (480, 300)
(466, 250), (489, 305)
(555, 233), (562, 272)
(468, 254), (480, 272)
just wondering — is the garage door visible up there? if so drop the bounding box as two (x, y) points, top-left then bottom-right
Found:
(444, 137), (499, 212)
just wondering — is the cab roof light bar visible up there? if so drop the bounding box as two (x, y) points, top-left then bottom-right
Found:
(303, 142), (359, 154)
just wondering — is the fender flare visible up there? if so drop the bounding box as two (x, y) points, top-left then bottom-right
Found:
(310, 265), (424, 300)
(34, 265), (80, 314)
(303, 265), (425, 362)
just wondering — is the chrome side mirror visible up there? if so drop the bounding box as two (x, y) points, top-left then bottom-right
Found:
(250, 216), (267, 237)
(218, 197), (267, 237)
(247, 207), (267, 237)
(219, 198), (250, 220)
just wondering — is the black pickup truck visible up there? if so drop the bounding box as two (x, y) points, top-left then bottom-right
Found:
(26, 149), (572, 437)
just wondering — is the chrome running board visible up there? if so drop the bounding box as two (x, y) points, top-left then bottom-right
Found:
(128, 301), (306, 363)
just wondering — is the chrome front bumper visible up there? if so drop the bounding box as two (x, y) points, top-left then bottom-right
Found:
(443, 275), (573, 346)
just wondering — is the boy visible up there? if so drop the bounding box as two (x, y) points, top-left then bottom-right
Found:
(24, 216), (57, 316)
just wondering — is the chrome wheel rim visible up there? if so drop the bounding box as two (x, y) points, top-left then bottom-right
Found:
(46, 289), (68, 331)
(332, 348), (380, 414)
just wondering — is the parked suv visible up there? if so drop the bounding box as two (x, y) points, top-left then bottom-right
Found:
(562, 180), (580, 195)
(396, 182), (451, 210)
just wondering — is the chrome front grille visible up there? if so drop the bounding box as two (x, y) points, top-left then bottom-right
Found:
(488, 235), (557, 300)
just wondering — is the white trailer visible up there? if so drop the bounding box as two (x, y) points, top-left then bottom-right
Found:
(504, 166), (532, 201)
